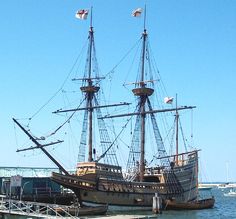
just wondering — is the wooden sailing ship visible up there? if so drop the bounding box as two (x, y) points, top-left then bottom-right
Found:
(13, 7), (214, 210)
(50, 7), (199, 209)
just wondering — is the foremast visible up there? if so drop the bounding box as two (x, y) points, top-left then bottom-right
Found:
(54, 8), (129, 166)
(81, 10), (98, 162)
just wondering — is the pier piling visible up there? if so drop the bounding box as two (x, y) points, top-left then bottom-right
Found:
(152, 193), (162, 214)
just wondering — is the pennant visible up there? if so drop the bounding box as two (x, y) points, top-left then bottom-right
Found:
(75, 9), (89, 20)
(132, 8), (142, 17)
(164, 97), (174, 104)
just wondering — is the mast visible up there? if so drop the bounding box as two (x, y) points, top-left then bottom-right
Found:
(80, 7), (98, 162)
(226, 162), (229, 183)
(88, 7), (93, 162)
(132, 5), (153, 182)
(139, 22), (147, 182)
(88, 7), (93, 79)
(100, 7), (197, 180)
(52, 8), (128, 166)
(175, 94), (179, 164)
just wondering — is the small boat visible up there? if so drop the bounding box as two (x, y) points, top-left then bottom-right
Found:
(164, 197), (215, 210)
(218, 183), (236, 189)
(224, 189), (236, 197)
(218, 163), (236, 189)
(198, 185), (213, 191)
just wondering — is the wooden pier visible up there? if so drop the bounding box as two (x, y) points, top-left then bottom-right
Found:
(0, 196), (152, 219)
(0, 195), (78, 218)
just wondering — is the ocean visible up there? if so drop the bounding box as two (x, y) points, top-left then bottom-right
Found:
(1, 188), (236, 219)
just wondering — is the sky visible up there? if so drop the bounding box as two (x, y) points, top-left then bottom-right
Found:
(0, 0), (236, 182)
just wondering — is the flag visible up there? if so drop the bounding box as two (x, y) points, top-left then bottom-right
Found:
(164, 97), (174, 104)
(132, 8), (142, 17)
(75, 9), (89, 20)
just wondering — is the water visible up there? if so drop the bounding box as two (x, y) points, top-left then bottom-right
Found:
(107, 188), (236, 219)
(2, 188), (236, 219)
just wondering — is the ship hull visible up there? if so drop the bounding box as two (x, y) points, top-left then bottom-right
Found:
(51, 151), (198, 209)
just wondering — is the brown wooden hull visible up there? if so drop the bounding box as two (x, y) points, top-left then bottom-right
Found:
(51, 151), (200, 209)
(164, 197), (215, 210)
(51, 167), (198, 208)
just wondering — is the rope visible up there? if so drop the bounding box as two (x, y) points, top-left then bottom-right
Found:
(96, 114), (133, 162)
(179, 118), (188, 152)
(94, 38), (141, 88)
(28, 41), (87, 121)
(191, 109), (194, 146)
(45, 96), (86, 138)
(123, 39), (142, 87)
(13, 122), (19, 149)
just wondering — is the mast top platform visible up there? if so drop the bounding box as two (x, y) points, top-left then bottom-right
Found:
(80, 85), (100, 93)
(132, 87), (154, 96)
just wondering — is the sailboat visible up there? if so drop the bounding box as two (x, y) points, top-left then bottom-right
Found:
(51, 8), (199, 209)
(13, 7), (214, 210)
(218, 162), (236, 189)
(224, 189), (236, 197)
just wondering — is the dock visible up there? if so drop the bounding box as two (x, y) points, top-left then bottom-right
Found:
(0, 196), (153, 219)
(0, 197), (78, 218)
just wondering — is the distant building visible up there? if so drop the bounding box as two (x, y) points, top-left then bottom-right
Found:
(0, 167), (75, 204)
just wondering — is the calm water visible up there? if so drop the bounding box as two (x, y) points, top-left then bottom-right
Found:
(2, 188), (236, 219)
(108, 188), (236, 219)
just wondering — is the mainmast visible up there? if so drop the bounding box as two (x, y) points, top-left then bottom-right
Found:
(101, 6), (196, 184)
(132, 6), (154, 182)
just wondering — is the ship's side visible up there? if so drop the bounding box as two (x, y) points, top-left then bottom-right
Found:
(171, 151), (198, 202)
(51, 150), (198, 209)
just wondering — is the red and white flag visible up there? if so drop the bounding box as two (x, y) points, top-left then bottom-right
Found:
(132, 8), (142, 17)
(164, 97), (174, 104)
(75, 9), (89, 20)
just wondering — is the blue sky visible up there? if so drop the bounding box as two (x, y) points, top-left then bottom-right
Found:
(0, 1), (235, 182)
